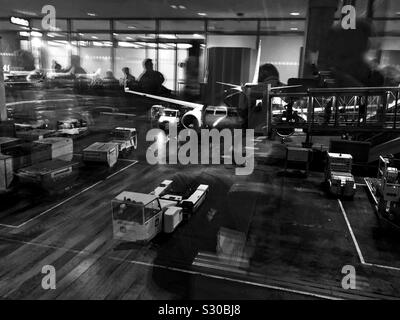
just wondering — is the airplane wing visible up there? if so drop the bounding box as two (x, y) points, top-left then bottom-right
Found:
(216, 82), (242, 91)
(124, 88), (204, 110)
(251, 40), (262, 84)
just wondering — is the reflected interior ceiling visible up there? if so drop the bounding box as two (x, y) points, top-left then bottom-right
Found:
(0, 0), (398, 20)
(0, 0), (308, 18)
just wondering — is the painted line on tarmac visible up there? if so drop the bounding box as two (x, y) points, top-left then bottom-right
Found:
(338, 199), (400, 272)
(0, 160), (138, 230)
(6, 98), (80, 107)
(338, 199), (366, 264)
(0, 236), (341, 300)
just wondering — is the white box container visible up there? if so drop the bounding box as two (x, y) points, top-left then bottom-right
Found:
(32, 137), (73, 162)
(83, 142), (119, 168)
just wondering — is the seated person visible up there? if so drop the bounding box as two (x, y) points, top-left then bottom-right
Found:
(120, 67), (138, 90)
(103, 70), (119, 89)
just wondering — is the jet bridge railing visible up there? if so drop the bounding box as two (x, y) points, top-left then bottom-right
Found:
(266, 87), (400, 144)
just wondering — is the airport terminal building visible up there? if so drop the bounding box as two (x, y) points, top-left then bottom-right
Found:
(0, 0), (400, 302)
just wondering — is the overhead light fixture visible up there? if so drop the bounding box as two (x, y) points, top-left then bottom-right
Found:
(91, 36), (98, 39)
(10, 16), (29, 27)
(113, 33), (119, 36)
(290, 27), (299, 31)
(197, 12), (207, 16)
(170, 5), (178, 9)
(19, 31), (30, 37)
(128, 25), (137, 29)
(290, 12), (300, 16)
(159, 34), (177, 39)
(178, 5), (186, 9)
(87, 12), (97, 17)
(31, 31), (43, 37)
(118, 41), (139, 48)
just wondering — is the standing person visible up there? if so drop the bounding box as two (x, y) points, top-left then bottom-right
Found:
(138, 58), (169, 95)
(183, 41), (201, 102)
(52, 60), (62, 72)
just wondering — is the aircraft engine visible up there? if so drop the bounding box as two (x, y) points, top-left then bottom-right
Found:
(181, 108), (203, 130)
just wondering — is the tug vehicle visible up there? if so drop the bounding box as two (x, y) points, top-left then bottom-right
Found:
(110, 127), (137, 157)
(158, 108), (181, 131)
(112, 180), (209, 242)
(56, 119), (88, 137)
(365, 156), (400, 229)
(325, 152), (356, 198)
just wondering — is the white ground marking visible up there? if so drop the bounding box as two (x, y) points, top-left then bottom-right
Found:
(338, 199), (366, 264)
(0, 236), (341, 300)
(0, 161), (138, 229)
(338, 199), (400, 272)
(6, 98), (85, 107)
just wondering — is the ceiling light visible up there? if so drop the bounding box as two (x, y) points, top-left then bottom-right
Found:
(170, 5), (178, 9)
(197, 12), (207, 16)
(91, 36), (98, 39)
(178, 5), (186, 9)
(290, 12), (300, 16)
(31, 31), (43, 37)
(10, 16), (29, 27)
(290, 27), (299, 31)
(113, 33), (118, 36)
(128, 26), (137, 29)
(159, 34), (177, 39)
(79, 33), (84, 36)
(19, 31), (30, 37)
(87, 12), (97, 17)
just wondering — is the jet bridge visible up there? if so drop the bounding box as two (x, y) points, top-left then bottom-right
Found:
(265, 86), (400, 146)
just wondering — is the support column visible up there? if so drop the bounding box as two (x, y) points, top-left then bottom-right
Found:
(301, 0), (340, 78)
(0, 37), (7, 122)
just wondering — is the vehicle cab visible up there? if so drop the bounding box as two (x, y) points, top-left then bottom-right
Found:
(112, 192), (164, 242)
(110, 127), (138, 156)
(158, 108), (181, 130)
(57, 119), (88, 137)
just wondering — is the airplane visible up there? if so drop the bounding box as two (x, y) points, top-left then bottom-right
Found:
(124, 42), (299, 131)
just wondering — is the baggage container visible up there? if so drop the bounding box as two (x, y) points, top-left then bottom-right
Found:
(0, 154), (14, 192)
(16, 159), (78, 193)
(0, 137), (21, 153)
(16, 129), (56, 141)
(83, 142), (119, 168)
(32, 137), (73, 162)
(1, 143), (33, 171)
